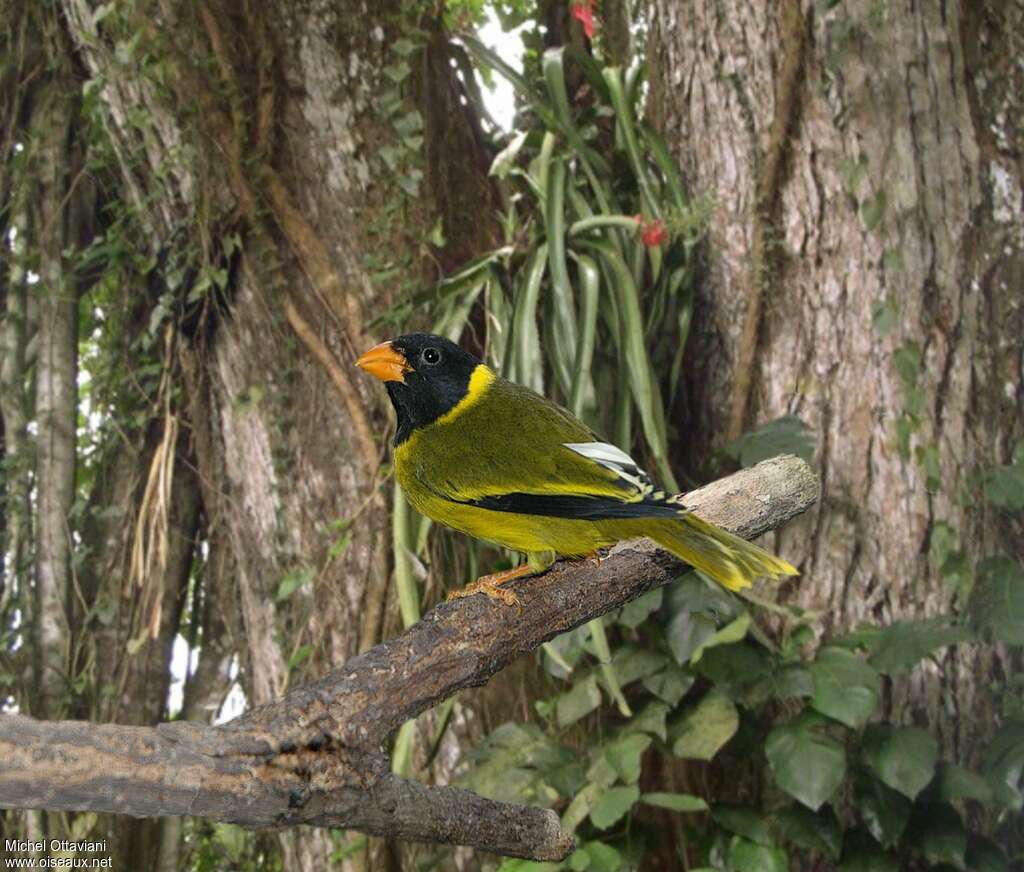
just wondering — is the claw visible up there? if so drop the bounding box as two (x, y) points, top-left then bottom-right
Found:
(446, 563), (533, 611)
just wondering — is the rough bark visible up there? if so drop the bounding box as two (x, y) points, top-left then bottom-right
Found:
(648, 0), (1022, 763)
(44, 1), (503, 868)
(0, 455), (818, 861)
(30, 37), (78, 723)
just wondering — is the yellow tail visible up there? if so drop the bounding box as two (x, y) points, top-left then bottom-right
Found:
(645, 514), (798, 591)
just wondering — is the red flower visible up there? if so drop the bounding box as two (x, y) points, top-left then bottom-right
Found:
(638, 217), (668, 247)
(571, 0), (596, 40)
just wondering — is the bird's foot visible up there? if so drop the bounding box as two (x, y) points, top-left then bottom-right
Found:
(446, 564), (534, 611)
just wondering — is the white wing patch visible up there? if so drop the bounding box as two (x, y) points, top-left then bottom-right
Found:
(563, 441), (658, 494)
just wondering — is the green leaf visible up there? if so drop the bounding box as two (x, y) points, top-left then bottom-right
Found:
(966, 834), (1010, 872)
(810, 647), (880, 728)
(577, 841), (622, 872)
(618, 587), (663, 629)
(773, 664), (814, 699)
(981, 719), (1024, 809)
(698, 642), (772, 705)
(497, 861), (559, 872)
(640, 792), (708, 813)
(671, 691), (738, 761)
(641, 665), (693, 707)
(838, 828), (900, 872)
(766, 723), (846, 811)
(631, 701), (670, 742)
(722, 416), (816, 467)
(459, 723), (576, 808)
(905, 802), (966, 868)
(938, 762), (994, 804)
(861, 189), (888, 231)
(603, 733), (651, 784)
(982, 462), (1024, 510)
(589, 785), (639, 830)
(854, 771), (911, 849)
(689, 612), (751, 664)
(605, 645), (667, 688)
(557, 675), (602, 727)
(666, 610), (715, 665)
(287, 644), (313, 669)
(712, 805), (774, 846)
(977, 556), (1024, 644)
(871, 298), (898, 337)
(275, 566), (314, 602)
(861, 724), (939, 800)
(568, 849), (591, 871)
(869, 616), (972, 673)
(773, 805), (842, 859)
(727, 838), (789, 872)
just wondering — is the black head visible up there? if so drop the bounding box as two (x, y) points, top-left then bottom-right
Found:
(356, 333), (483, 444)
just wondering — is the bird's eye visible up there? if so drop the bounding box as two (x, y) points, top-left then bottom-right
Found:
(421, 347), (441, 366)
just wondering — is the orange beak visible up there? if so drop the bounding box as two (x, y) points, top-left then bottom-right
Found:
(355, 341), (412, 383)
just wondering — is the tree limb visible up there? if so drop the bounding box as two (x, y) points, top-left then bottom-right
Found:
(0, 454), (819, 861)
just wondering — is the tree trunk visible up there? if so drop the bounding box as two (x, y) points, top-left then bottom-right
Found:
(648, 0), (1021, 760)
(33, 0), (500, 868)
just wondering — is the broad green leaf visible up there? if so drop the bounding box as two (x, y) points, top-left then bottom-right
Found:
(869, 616), (972, 673)
(711, 804), (773, 846)
(557, 675), (602, 727)
(568, 850), (590, 871)
(617, 587), (663, 629)
(690, 612), (751, 664)
(497, 861), (559, 872)
(981, 719), (1024, 809)
(459, 723), (574, 807)
(603, 733), (651, 784)
(966, 834), (1010, 872)
(275, 566), (313, 602)
(640, 792), (708, 813)
(723, 416), (815, 467)
(604, 645), (667, 688)
(982, 461), (1024, 510)
(589, 785), (639, 830)
(838, 828), (900, 872)
(666, 610), (716, 665)
(727, 838), (789, 872)
(562, 782), (603, 833)
(631, 701), (670, 741)
(905, 802), (966, 868)
(854, 771), (911, 849)
(773, 804), (842, 859)
(861, 724), (939, 800)
(698, 642), (772, 705)
(810, 647), (880, 728)
(977, 556), (1024, 644)
(773, 664), (814, 699)
(577, 841), (622, 872)
(938, 762), (994, 803)
(671, 691), (738, 761)
(641, 665), (693, 707)
(766, 723), (846, 811)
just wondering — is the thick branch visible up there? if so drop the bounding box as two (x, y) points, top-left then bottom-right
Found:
(0, 455), (818, 861)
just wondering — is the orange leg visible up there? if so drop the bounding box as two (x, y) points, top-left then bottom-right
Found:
(446, 563), (535, 610)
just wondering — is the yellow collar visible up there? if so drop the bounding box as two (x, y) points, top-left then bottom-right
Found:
(435, 364), (494, 426)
